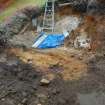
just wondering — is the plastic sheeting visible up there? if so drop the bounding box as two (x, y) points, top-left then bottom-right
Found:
(32, 32), (65, 49)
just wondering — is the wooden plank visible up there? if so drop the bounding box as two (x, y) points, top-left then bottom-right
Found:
(58, 2), (73, 7)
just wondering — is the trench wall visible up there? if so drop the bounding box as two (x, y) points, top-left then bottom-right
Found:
(0, 7), (41, 48)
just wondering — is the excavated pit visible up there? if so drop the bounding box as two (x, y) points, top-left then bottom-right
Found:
(0, 3), (105, 105)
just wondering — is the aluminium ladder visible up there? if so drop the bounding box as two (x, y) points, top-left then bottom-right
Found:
(42, 0), (55, 32)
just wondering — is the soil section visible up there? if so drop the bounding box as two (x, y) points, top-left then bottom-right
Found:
(0, 3), (105, 105)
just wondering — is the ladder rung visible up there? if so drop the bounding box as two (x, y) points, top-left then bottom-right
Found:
(47, 6), (52, 8)
(46, 11), (52, 13)
(44, 24), (52, 26)
(48, 0), (55, 2)
(44, 20), (52, 22)
(44, 22), (52, 25)
(47, 9), (52, 12)
(45, 15), (52, 18)
(43, 27), (53, 30)
(43, 0), (55, 32)
(43, 23), (52, 26)
(45, 18), (52, 21)
(47, 0), (53, 2)
(47, 1), (52, 3)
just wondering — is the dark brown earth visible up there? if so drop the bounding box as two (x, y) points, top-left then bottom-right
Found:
(0, 47), (104, 105)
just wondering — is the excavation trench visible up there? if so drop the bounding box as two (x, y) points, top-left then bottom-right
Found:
(0, 3), (105, 105)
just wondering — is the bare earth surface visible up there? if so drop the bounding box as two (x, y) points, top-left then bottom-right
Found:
(0, 2), (105, 105)
(0, 47), (105, 105)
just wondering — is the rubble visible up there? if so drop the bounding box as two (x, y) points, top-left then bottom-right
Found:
(74, 31), (91, 49)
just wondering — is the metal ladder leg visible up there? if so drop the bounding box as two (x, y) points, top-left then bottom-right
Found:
(43, 0), (55, 32)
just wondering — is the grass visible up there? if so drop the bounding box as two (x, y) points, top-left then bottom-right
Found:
(0, 0), (46, 21)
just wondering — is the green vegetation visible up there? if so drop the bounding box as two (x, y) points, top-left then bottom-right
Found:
(0, 0), (46, 21)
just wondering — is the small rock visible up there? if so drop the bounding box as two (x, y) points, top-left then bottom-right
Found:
(40, 78), (50, 85)
(78, 56), (83, 60)
(0, 53), (7, 62)
(37, 94), (47, 99)
(18, 104), (23, 105)
(32, 85), (37, 90)
(27, 59), (32, 64)
(52, 88), (60, 95)
(1, 98), (5, 101)
(37, 104), (42, 105)
(22, 92), (27, 97)
(37, 93), (48, 103)
(21, 98), (28, 104)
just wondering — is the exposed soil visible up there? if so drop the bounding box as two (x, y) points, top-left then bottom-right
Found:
(0, 3), (105, 105)
(0, 47), (105, 105)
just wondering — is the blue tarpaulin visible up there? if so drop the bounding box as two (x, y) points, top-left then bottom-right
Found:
(32, 32), (65, 49)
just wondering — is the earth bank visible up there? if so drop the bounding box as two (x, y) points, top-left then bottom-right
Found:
(0, 1), (105, 105)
